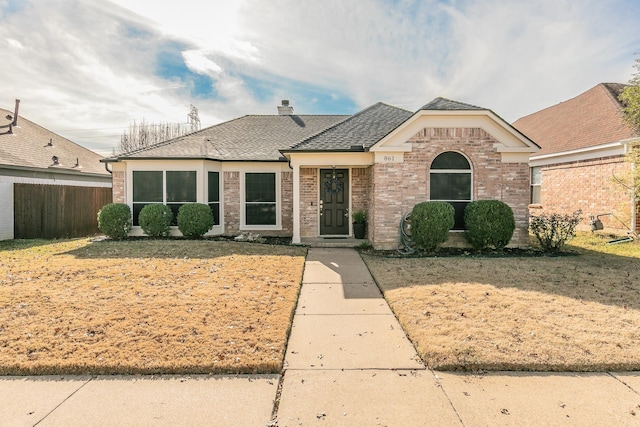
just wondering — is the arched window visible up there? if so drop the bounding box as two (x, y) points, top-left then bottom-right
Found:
(429, 151), (472, 230)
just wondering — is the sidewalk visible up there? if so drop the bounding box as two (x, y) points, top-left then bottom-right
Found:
(1, 248), (640, 426)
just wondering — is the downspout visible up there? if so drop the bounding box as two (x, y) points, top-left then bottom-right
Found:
(104, 162), (112, 174)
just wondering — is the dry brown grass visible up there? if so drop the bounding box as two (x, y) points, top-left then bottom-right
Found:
(0, 238), (306, 375)
(362, 234), (640, 371)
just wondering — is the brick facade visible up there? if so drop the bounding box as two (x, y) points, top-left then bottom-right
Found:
(223, 171), (240, 234)
(299, 168), (318, 238)
(111, 171), (125, 203)
(536, 156), (635, 231)
(370, 127), (531, 250)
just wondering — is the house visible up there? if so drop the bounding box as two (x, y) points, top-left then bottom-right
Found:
(103, 98), (539, 249)
(513, 83), (639, 234)
(0, 100), (112, 240)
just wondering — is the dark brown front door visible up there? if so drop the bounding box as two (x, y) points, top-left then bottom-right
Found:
(320, 169), (349, 235)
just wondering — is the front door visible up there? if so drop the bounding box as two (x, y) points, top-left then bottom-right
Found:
(320, 169), (349, 235)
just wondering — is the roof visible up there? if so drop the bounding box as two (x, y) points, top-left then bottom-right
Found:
(285, 102), (413, 152)
(512, 83), (638, 157)
(0, 107), (108, 176)
(110, 114), (348, 161)
(109, 97), (533, 161)
(420, 97), (484, 111)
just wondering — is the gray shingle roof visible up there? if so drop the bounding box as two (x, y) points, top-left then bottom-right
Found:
(285, 103), (413, 151)
(112, 114), (348, 161)
(420, 97), (484, 111)
(0, 108), (108, 176)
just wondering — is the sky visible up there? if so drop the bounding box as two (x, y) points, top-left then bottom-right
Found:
(1, 0), (639, 156)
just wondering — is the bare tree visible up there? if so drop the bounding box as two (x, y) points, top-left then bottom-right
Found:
(118, 119), (191, 154)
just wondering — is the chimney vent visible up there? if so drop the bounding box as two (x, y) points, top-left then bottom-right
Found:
(12, 99), (20, 126)
(277, 99), (294, 116)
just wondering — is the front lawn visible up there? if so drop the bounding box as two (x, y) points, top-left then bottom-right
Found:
(362, 233), (640, 371)
(0, 238), (306, 375)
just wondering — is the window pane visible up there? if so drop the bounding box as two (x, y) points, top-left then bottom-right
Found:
(208, 202), (219, 225)
(208, 172), (219, 202)
(246, 173), (276, 202)
(133, 171), (162, 202)
(166, 171), (196, 202)
(431, 152), (470, 170)
(531, 167), (542, 185)
(430, 173), (471, 200)
(246, 203), (276, 225)
(531, 185), (541, 204)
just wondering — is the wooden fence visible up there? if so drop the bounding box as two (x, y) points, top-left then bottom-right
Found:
(14, 183), (112, 239)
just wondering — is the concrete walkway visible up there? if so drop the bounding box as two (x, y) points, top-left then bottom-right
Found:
(2, 248), (640, 426)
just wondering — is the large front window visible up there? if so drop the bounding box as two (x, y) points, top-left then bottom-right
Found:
(430, 152), (472, 230)
(132, 170), (196, 226)
(245, 172), (277, 226)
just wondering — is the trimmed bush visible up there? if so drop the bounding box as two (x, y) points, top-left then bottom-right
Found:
(138, 204), (173, 237)
(177, 203), (214, 238)
(97, 203), (131, 240)
(464, 200), (515, 250)
(410, 201), (455, 251)
(530, 210), (582, 253)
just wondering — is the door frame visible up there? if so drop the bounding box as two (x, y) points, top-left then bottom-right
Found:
(318, 167), (350, 236)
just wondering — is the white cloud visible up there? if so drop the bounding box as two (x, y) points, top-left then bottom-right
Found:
(0, 0), (638, 156)
(182, 50), (223, 76)
(5, 38), (23, 49)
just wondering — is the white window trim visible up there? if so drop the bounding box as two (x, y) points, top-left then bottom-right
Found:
(240, 171), (282, 231)
(429, 151), (474, 203)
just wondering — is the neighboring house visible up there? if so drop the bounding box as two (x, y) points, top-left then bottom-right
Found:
(104, 98), (539, 250)
(0, 100), (112, 240)
(513, 83), (639, 234)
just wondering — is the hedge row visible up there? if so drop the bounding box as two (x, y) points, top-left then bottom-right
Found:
(97, 203), (214, 239)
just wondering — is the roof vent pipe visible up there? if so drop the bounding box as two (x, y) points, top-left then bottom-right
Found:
(12, 99), (20, 126)
(277, 99), (294, 116)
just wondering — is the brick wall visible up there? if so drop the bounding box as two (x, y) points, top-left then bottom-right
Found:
(537, 156), (634, 231)
(112, 171), (125, 203)
(280, 171), (293, 235)
(223, 171), (240, 234)
(370, 127), (531, 250)
(300, 168), (318, 238)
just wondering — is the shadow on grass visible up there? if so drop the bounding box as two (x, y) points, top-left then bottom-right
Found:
(0, 239), (86, 252)
(363, 245), (640, 311)
(60, 238), (306, 260)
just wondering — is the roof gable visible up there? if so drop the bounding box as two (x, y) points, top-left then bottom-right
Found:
(513, 83), (638, 157)
(420, 97), (484, 111)
(0, 108), (108, 176)
(284, 102), (412, 152)
(371, 98), (539, 157)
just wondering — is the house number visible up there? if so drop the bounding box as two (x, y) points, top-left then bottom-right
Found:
(383, 155), (395, 161)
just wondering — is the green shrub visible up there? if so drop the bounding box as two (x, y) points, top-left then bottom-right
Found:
(464, 200), (515, 250)
(410, 201), (455, 251)
(138, 204), (173, 237)
(177, 203), (214, 238)
(529, 210), (582, 253)
(97, 203), (131, 240)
